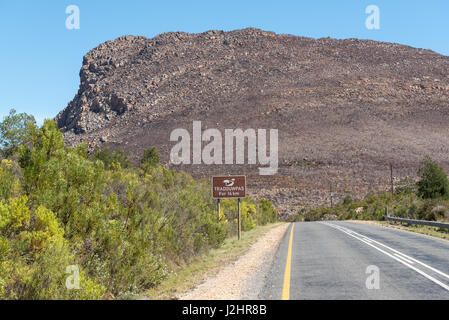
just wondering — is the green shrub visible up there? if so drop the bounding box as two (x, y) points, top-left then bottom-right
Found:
(0, 118), (278, 299)
(92, 147), (131, 170)
(0, 160), (21, 201)
(343, 194), (352, 205)
(140, 147), (160, 174)
(416, 156), (449, 199)
(257, 198), (278, 225)
(241, 202), (256, 231)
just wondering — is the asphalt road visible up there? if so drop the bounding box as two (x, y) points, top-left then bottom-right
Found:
(260, 221), (449, 299)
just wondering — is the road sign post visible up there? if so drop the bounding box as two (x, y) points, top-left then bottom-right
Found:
(238, 198), (241, 240)
(212, 175), (246, 240)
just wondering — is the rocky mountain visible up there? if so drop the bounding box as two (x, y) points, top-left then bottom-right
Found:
(56, 28), (449, 216)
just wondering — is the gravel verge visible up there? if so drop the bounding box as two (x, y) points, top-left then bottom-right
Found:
(177, 223), (289, 300)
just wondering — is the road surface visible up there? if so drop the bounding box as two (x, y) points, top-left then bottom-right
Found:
(261, 221), (449, 299)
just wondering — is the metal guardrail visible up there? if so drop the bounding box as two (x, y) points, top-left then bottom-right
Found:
(385, 215), (449, 230)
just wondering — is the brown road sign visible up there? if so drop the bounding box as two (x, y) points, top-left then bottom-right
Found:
(212, 176), (246, 198)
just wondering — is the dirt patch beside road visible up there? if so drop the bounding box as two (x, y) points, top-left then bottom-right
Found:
(178, 223), (289, 300)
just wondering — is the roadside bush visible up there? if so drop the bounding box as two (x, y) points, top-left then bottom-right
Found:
(19, 241), (105, 300)
(241, 202), (256, 231)
(343, 194), (352, 205)
(0, 159), (21, 201)
(92, 147), (131, 170)
(257, 198), (278, 225)
(0, 118), (279, 299)
(416, 156), (449, 199)
(302, 187), (449, 223)
(140, 147), (160, 174)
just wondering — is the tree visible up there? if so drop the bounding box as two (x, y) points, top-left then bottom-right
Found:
(0, 109), (36, 158)
(416, 156), (449, 199)
(140, 147), (160, 174)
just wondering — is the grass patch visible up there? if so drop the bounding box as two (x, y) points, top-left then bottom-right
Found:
(352, 220), (449, 241)
(142, 222), (285, 300)
(379, 221), (449, 241)
(295, 160), (312, 167)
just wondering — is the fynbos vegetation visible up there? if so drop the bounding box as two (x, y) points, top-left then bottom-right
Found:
(301, 157), (449, 223)
(0, 111), (277, 299)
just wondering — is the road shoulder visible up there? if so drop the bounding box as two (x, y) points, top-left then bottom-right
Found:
(142, 222), (288, 300)
(177, 223), (290, 300)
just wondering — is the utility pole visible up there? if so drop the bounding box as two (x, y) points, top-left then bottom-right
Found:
(330, 182), (334, 207)
(238, 198), (241, 240)
(390, 163), (394, 195)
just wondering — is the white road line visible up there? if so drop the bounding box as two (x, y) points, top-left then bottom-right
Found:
(332, 223), (449, 281)
(322, 222), (449, 292)
(393, 253), (414, 265)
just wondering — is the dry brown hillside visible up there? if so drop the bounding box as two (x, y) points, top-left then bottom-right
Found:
(56, 28), (449, 216)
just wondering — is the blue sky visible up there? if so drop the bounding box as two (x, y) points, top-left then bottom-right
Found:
(1, 0), (448, 124)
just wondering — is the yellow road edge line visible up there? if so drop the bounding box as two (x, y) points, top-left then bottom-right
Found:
(281, 223), (294, 300)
